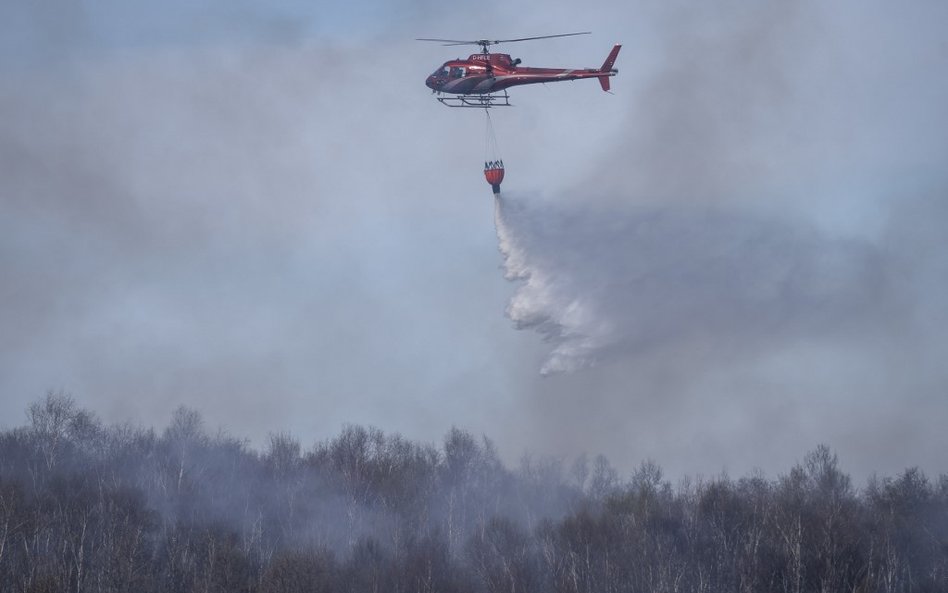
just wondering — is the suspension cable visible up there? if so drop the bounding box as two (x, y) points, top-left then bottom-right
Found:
(484, 109), (503, 166)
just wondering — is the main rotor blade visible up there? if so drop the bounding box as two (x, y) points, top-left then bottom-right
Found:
(416, 38), (478, 44)
(416, 32), (592, 47)
(492, 32), (591, 44)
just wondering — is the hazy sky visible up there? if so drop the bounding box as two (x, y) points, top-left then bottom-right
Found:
(2, 0), (947, 482)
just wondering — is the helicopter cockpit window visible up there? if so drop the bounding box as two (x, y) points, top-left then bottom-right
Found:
(449, 67), (466, 78)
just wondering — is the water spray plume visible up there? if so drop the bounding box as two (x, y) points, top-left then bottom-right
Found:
(493, 192), (889, 375)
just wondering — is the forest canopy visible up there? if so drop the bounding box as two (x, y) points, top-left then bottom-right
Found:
(0, 392), (945, 592)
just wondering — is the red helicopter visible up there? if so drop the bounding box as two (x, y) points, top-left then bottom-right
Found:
(418, 32), (621, 108)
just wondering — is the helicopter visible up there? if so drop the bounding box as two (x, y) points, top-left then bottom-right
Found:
(418, 32), (621, 108)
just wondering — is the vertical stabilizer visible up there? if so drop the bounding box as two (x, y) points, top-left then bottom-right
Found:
(598, 44), (621, 92)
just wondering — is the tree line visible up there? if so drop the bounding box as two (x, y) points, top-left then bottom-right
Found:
(0, 392), (945, 592)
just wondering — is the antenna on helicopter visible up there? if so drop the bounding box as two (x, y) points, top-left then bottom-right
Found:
(416, 32), (591, 55)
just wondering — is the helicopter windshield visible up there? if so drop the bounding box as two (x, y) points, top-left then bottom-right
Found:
(432, 65), (450, 77)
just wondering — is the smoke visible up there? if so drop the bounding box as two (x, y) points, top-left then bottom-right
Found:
(3, 0), (947, 481)
(487, 1), (948, 387)
(494, 193), (893, 374)
(0, 32), (501, 441)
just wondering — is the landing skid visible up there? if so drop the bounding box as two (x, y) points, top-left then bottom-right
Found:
(436, 91), (512, 108)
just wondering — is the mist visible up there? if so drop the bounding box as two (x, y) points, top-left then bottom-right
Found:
(2, 0), (948, 486)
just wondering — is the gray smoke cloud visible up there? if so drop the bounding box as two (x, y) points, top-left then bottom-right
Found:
(482, 0), (948, 479)
(0, 35), (503, 441)
(499, 191), (948, 480)
(483, 1), (948, 386)
(2, 0), (947, 482)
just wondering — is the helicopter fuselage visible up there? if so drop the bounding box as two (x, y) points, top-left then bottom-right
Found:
(425, 49), (618, 95)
